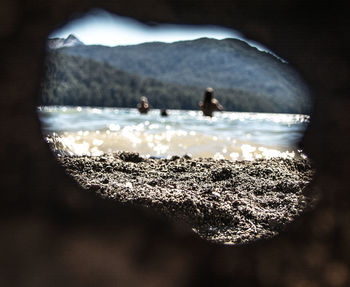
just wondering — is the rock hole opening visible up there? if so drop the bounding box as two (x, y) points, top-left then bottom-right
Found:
(37, 8), (317, 244)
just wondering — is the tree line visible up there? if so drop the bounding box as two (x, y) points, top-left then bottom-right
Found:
(39, 51), (310, 114)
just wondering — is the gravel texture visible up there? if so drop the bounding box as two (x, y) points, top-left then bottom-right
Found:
(58, 152), (315, 244)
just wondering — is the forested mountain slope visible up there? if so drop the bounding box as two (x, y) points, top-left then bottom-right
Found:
(41, 52), (295, 112)
(58, 37), (311, 113)
(41, 37), (312, 113)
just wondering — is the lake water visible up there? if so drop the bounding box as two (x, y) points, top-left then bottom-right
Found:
(37, 106), (310, 160)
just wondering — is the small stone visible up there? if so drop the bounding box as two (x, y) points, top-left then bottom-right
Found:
(148, 180), (158, 186)
(183, 154), (192, 159)
(89, 184), (100, 191)
(211, 167), (232, 181)
(119, 152), (143, 163)
(212, 191), (221, 198)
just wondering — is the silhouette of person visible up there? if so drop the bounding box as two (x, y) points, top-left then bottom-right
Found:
(199, 87), (223, 117)
(137, 96), (150, 114)
(160, 109), (168, 117)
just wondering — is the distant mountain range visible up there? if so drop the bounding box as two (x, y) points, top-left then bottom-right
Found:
(42, 36), (312, 114)
(47, 34), (84, 49)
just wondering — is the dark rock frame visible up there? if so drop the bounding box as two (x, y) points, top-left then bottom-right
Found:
(0, 0), (349, 286)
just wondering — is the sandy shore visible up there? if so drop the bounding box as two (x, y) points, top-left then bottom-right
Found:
(58, 152), (315, 244)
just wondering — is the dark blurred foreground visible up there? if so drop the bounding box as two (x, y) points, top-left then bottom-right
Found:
(0, 0), (349, 286)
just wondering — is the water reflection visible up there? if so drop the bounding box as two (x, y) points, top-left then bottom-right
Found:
(39, 106), (309, 160)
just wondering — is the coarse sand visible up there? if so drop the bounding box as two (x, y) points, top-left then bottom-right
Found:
(58, 152), (316, 244)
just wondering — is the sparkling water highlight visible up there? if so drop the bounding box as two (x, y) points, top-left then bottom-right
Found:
(37, 106), (309, 160)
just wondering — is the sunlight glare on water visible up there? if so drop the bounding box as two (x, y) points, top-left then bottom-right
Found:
(38, 106), (309, 160)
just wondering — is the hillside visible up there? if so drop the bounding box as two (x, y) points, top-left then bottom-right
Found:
(47, 34), (84, 50)
(40, 51), (304, 113)
(58, 37), (312, 113)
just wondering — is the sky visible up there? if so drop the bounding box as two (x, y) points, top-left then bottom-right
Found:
(49, 9), (276, 55)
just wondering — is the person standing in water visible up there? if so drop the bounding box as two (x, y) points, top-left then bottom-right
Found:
(137, 96), (151, 114)
(160, 109), (168, 117)
(199, 87), (223, 117)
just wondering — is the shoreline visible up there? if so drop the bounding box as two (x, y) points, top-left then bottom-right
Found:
(58, 152), (315, 244)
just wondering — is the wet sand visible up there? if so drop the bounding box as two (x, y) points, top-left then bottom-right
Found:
(58, 152), (315, 244)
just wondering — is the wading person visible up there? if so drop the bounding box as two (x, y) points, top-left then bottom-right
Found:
(199, 87), (223, 117)
(137, 96), (151, 114)
(160, 109), (168, 117)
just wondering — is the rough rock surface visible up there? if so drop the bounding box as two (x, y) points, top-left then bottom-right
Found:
(58, 152), (315, 244)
